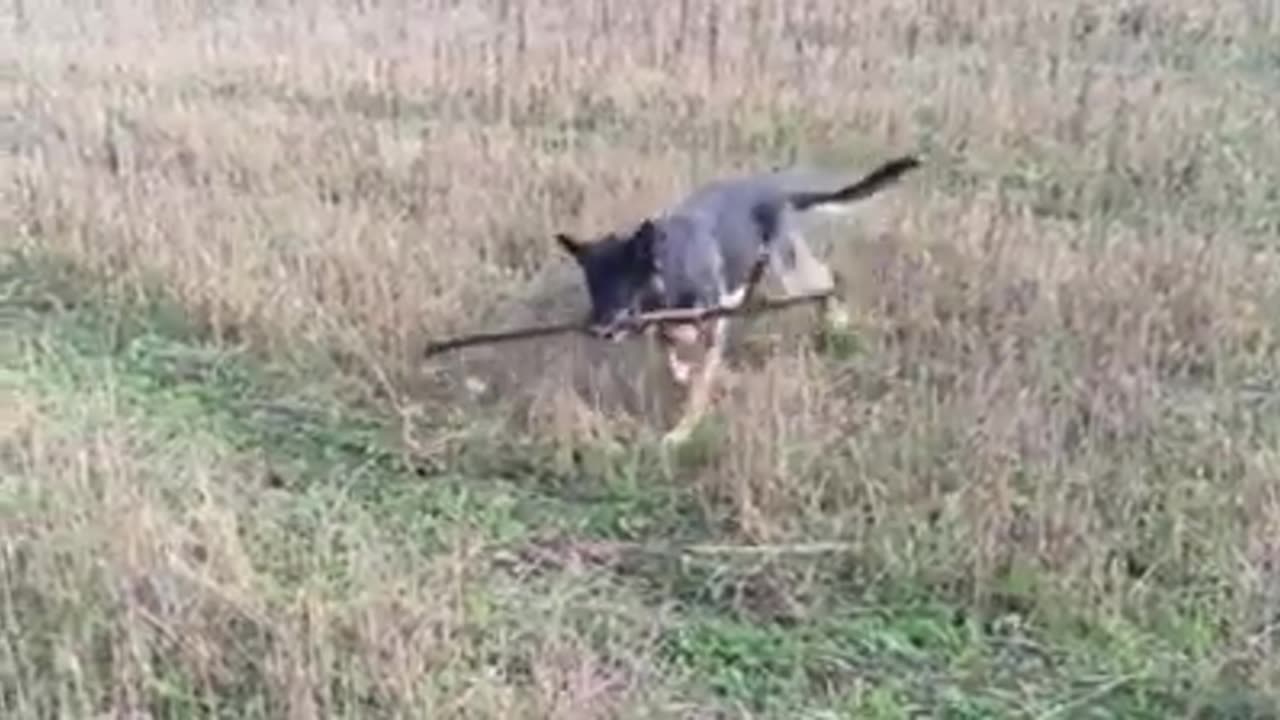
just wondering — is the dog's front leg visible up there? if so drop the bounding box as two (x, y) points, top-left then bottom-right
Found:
(661, 323), (701, 387)
(664, 318), (728, 445)
(665, 344), (692, 386)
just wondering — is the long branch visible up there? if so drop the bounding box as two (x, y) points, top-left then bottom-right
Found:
(422, 288), (833, 358)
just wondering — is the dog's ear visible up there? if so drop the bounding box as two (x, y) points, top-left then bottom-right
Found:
(555, 233), (586, 258)
(631, 220), (659, 268)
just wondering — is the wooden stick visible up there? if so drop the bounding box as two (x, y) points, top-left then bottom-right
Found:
(422, 318), (589, 356)
(422, 286), (833, 358)
(622, 289), (832, 327)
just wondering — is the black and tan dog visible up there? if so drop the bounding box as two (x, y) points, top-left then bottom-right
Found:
(556, 155), (920, 443)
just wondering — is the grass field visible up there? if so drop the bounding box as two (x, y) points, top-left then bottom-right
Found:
(5, 0), (1280, 717)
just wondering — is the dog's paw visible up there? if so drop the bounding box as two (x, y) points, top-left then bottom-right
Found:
(821, 300), (852, 332)
(814, 302), (862, 358)
(668, 359), (693, 386)
(663, 414), (709, 447)
(659, 415), (725, 468)
(662, 424), (693, 446)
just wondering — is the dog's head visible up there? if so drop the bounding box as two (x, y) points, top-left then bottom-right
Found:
(556, 219), (660, 341)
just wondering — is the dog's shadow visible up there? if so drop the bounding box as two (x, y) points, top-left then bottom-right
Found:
(415, 264), (685, 436)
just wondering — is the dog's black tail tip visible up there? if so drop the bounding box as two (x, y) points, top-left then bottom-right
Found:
(854, 154), (923, 191)
(885, 155), (923, 174)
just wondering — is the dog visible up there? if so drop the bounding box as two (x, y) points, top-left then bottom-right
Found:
(556, 155), (920, 443)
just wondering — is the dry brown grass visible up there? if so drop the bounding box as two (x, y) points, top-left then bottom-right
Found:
(6, 0), (1280, 714)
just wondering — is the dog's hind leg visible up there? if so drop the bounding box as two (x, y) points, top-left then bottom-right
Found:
(771, 233), (850, 331)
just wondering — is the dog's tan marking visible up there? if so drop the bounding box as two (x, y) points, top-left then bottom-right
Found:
(720, 286), (747, 309)
(661, 322), (701, 386)
(773, 232), (851, 331)
(663, 317), (727, 444)
(666, 347), (693, 386)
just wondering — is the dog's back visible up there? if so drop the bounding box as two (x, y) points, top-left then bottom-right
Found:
(554, 155), (918, 335)
(650, 159), (919, 312)
(652, 175), (791, 308)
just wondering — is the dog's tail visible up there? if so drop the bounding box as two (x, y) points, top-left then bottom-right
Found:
(787, 155), (920, 212)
